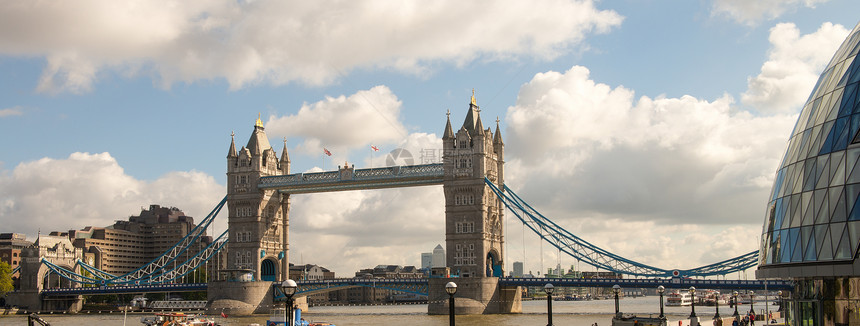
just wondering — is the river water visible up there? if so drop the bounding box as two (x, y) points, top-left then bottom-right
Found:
(0, 296), (775, 326)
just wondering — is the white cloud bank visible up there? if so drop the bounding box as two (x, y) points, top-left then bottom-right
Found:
(711, 0), (830, 25)
(742, 22), (850, 114)
(0, 0), (622, 94)
(0, 152), (226, 237)
(265, 85), (407, 156)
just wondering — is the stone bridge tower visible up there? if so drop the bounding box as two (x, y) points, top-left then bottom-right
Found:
(430, 91), (520, 314)
(208, 116), (291, 315)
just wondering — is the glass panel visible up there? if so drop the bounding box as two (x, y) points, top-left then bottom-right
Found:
(834, 226), (852, 259)
(816, 189), (831, 225)
(815, 94), (833, 126)
(835, 117), (851, 151)
(820, 120), (837, 155)
(801, 191), (813, 226)
(831, 151), (846, 186)
(779, 229), (791, 263)
(832, 187), (848, 223)
(802, 226), (815, 261)
(818, 226), (834, 260)
(790, 194), (803, 228)
(812, 189), (827, 223)
(774, 198), (785, 230)
(804, 158), (816, 191)
(816, 154), (831, 189)
(848, 148), (860, 183)
(840, 84), (857, 117)
(827, 90), (844, 122)
(847, 183), (860, 220)
(849, 221), (860, 257)
(790, 228), (803, 262)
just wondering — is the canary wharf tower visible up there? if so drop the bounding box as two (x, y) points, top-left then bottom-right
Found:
(757, 20), (860, 326)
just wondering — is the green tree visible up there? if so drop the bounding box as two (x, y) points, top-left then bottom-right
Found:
(0, 261), (13, 295)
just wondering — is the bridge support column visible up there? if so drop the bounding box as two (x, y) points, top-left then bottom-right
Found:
(427, 277), (521, 314)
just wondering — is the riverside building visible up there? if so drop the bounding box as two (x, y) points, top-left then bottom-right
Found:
(757, 20), (860, 326)
(66, 205), (212, 275)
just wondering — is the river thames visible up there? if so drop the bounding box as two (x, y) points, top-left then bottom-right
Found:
(1, 296), (773, 325)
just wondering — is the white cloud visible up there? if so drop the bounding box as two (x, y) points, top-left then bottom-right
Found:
(742, 22), (850, 114)
(0, 106), (23, 117)
(711, 0), (830, 25)
(265, 86), (406, 156)
(501, 65), (798, 270)
(0, 0), (623, 94)
(0, 152), (226, 238)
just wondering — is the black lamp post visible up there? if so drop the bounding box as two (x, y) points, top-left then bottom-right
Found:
(282, 279), (297, 326)
(446, 282), (457, 326)
(544, 283), (554, 326)
(613, 284), (621, 317)
(689, 286), (697, 318)
(713, 291), (721, 320)
(777, 291), (783, 312)
(657, 285), (666, 320)
(733, 291), (739, 319)
(749, 291), (755, 315)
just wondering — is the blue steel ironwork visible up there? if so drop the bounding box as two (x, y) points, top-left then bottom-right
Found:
(485, 178), (760, 278)
(272, 278), (429, 300)
(259, 163), (444, 194)
(500, 277), (792, 291)
(41, 235), (227, 286)
(39, 197), (229, 286)
(42, 283), (208, 296)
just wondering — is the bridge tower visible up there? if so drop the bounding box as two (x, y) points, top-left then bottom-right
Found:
(208, 116), (292, 315)
(429, 91), (521, 314)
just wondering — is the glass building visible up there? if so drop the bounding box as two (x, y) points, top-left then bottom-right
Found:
(757, 20), (860, 326)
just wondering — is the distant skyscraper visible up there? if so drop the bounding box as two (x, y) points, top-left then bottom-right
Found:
(421, 252), (432, 269)
(512, 261), (523, 278)
(432, 244), (445, 267)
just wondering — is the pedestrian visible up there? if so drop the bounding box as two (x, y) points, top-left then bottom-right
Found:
(732, 317), (739, 326)
(750, 312), (756, 326)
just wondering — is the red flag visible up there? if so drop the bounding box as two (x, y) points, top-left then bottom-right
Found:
(371, 145), (379, 152)
(221, 311), (228, 318)
(323, 148), (332, 156)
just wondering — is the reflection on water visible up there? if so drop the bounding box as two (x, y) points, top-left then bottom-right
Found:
(0, 296), (775, 326)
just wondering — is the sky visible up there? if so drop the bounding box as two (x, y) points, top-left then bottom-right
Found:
(1, 0), (860, 279)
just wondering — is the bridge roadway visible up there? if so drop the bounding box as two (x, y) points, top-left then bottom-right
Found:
(42, 277), (791, 297)
(258, 163), (444, 193)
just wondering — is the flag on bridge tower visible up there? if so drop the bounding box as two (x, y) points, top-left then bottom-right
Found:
(323, 148), (332, 156)
(371, 145), (379, 152)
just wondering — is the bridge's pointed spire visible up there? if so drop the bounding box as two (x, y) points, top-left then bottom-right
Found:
(247, 115), (271, 156)
(494, 117), (504, 145)
(227, 131), (238, 158)
(462, 89), (480, 135)
(443, 109), (454, 140)
(474, 110), (484, 137)
(280, 137), (290, 164)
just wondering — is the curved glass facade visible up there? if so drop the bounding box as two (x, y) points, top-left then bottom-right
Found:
(760, 23), (860, 267)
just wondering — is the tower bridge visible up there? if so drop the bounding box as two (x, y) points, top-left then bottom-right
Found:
(14, 92), (776, 315)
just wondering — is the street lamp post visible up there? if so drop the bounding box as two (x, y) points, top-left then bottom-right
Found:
(544, 283), (554, 326)
(749, 291), (755, 316)
(446, 282), (457, 326)
(657, 285), (666, 320)
(714, 291), (721, 320)
(282, 279), (297, 326)
(777, 291), (783, 312)
(613, 285), (621, 317)
(733, 291), (740, 319)
(689, 286), (697, 318)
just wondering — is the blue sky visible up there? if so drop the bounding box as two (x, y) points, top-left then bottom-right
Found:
(1, 0), (859, 277)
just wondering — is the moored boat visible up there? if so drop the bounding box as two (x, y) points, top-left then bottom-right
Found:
(665, 291), (692, 306)
(140, 312), (216, 326)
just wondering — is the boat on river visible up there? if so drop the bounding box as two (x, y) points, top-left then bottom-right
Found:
(140, 312), (216, 326)
(665, 292), (692, 306)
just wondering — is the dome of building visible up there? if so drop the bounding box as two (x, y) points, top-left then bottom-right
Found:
(758, 20), (860, 326)
(759, 21), (860, 271)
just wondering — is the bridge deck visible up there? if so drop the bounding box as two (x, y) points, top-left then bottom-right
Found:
(259, 163), (444, 194)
